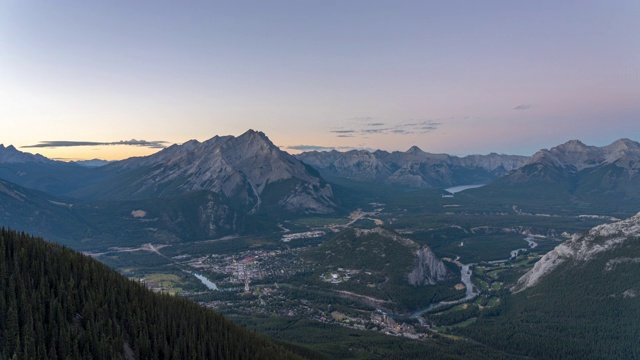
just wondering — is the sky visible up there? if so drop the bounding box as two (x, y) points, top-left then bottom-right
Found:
(1, 1), (639, 161)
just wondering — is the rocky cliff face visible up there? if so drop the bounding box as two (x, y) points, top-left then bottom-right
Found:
(515, 212), (640, 291)
(296, 147), (527, 188)
(408, 246), (450, 285)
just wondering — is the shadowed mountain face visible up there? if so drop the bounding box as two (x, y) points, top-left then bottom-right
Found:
(0, 177), (245, 250)
(296, 147), (528, 188)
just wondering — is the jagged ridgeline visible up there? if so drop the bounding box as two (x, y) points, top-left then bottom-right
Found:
(0, 228), (302, 360)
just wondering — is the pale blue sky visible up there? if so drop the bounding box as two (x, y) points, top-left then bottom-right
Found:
(1, 1), (639, 160)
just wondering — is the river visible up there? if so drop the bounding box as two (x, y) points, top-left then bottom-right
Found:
(444, 184), (486, 194)
(194, 273), (218, 290)
(409, 263), (478, 318)
(408, 235), (540, 318)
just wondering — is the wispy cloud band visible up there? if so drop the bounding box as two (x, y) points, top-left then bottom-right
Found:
(330, 118), (442, 138)
(287, 145), (375, 152)
(514, 104), (533, 111)
(23, 139), (169, 149)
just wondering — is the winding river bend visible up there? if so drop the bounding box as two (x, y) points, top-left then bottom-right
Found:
(408, 235), (539, 318)
(409, 263), (478, 318)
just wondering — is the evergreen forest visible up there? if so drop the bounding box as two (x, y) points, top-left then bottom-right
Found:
(0, 228), (301, 360)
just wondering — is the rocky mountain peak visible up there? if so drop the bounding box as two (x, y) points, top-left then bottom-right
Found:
(562, 139), (587, 148)
(602, 138), (640, 163)
(240, 129), (269, 141)
(0, 144), (52, 164)
(526, 138), (640, 171)
(89, 130), (335, 214)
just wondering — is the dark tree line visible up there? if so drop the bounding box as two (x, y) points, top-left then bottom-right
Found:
(0, 228), (302, 360)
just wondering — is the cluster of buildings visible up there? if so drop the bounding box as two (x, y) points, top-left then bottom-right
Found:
(319, 268), (360, 284)
(184, 248), (310, 291)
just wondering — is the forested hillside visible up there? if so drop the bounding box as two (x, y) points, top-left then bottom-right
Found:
(459, 215), (640, 359)
(0, 228), (301, 360)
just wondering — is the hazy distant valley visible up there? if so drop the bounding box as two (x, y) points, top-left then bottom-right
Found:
(2, 132), (640, 359)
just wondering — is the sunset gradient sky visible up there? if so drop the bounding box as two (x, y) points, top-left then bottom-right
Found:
(1, 1), (639, 160)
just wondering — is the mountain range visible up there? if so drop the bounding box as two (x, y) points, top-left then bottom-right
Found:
(474, 139), (640, 214)
(0, 130), (336, 249)
(3, 132), (640, 358)
(2, 133), (640, 248)
(296, 147), (528, 188)
(1, 130), (334, 215)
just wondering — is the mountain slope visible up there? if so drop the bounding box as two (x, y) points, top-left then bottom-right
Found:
(516, 212), (640, 291)
(296, 148), (527, 188)
(0, 177), (245, 251)
(0, 145), (97, 195)
(0, 228), (302, 360)
(75, 130), (335, 214)
(0, 178), (90, 242)
(304, 227), (459, 311)
(461, 213), (640, 359)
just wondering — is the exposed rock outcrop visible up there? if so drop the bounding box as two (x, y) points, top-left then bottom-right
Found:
(515, 212), (640, 292)
(408, 246), (450, 285)
(352, 228), (451, 285)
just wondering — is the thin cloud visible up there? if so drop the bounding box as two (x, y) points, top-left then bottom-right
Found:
(331, 118), (443, 138)
(362, 128), (391, 134)
(348, 116), (375, 122)
(287, 145), (336, 152)
(514, 104), (532, 111)
(23, 139), (169, 149)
